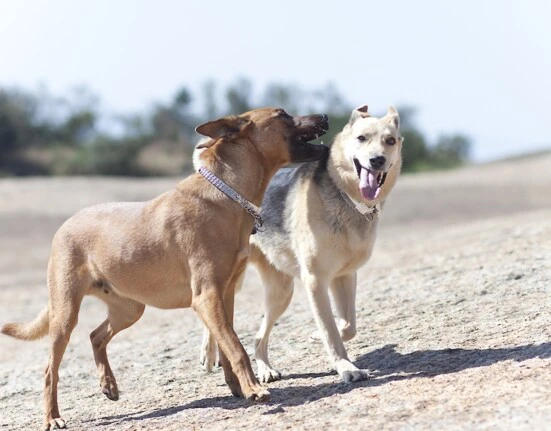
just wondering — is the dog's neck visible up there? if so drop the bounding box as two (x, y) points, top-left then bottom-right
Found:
(327, 140), (401, 208)
(198, 138), (277, 207)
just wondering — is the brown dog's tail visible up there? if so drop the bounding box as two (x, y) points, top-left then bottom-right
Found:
(1, 306), (49, 341)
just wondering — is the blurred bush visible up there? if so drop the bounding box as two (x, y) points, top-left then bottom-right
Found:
(0, 80), (471, 176)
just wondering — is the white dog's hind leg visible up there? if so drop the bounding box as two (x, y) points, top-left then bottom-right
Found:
(200, 326), (219, 372)
(254, 262), (294, 383)
(302, 272), (371, 383)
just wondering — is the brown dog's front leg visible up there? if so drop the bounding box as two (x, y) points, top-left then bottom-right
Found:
(217, 282), (241, 397)
(217, 349), (241, 398)
(192, 285), (269, 401)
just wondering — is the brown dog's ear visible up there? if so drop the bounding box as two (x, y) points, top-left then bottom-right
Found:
(195, 116), (252, 148)
(349, 105), (370, 124)
(386, 106), (400, 129)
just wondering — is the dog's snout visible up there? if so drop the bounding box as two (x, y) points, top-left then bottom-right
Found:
(312, 114), (329, 131)
(320, 114), (329, 130)
(369, 155), (386, 170)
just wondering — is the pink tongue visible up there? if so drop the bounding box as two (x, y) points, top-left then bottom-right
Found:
(359, 167), (379, 200)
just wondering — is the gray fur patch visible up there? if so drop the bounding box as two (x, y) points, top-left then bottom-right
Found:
(259, 165), (308, 234)
(257, 153), (375, 244)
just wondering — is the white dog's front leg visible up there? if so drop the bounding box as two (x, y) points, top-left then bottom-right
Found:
(302, 272), (371, 383)
(330, 273), (357, 342)
(200, 325), (219, 372)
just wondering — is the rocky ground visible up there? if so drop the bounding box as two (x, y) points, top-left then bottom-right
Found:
(1, 153), (550, 430)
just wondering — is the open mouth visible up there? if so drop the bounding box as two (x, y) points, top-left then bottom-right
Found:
(289, 115), (329, 163)
(293, 113), (329, 144)
(295, 126), (329, 145)
(294, 133), (322, 144)
(353, 158), (387, 200)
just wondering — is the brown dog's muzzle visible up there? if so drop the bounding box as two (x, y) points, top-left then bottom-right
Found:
(289, 114), (329, 163)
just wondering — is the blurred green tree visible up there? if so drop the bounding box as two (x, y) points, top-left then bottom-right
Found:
(202, 80), (218, 120)
(262, 83), (301, 113)
(0, 80), (471, 176)
(151, 86), (196, 142)
(0, 89), (50, 174)
(395, 106), (430, 172)
(60, 111), (97, 144)
(226, 78), (252, 114)
(432, 134), (471, 167)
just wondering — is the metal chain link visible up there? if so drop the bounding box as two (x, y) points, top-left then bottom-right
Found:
(198, 166), (263, 233)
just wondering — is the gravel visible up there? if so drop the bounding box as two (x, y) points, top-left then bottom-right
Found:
(1, 154), (550, 430)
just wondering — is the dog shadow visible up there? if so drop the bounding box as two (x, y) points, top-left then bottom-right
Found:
(95, 341), (551, 424)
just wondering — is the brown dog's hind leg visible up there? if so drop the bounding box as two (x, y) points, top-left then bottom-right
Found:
(44, 314), (80, 430)
(89, 291), (145, 401)
(43, 265), (86, 430)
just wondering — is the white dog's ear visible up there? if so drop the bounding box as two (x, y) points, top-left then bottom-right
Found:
(349, 105), (370, 124)
(195, 115), (252, 148)
(386, 106), (400, 129)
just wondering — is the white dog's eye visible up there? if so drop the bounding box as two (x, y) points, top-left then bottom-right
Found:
(357, 135), (366, 142)
(386, 137), (396, 145)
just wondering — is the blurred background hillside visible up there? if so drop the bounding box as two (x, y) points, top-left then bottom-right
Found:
(0, 81), (471, 176)
(0, 0), (549, 177)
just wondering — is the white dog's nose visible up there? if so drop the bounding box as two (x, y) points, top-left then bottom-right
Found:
(369, 155), (386, 170)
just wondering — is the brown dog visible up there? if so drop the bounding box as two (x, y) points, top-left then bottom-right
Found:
(1, 107), (329, 430)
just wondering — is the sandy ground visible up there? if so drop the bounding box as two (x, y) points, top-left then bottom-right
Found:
(1, 154), (550, 430)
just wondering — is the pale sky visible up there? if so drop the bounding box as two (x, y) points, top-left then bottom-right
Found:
(1, 0), (550, 161)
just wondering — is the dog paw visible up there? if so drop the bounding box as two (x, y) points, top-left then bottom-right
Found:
(102, 384), (119, 401)
(246, 386), (270, 402)
(341, 369), (372, 383)
(311, 327), (356, 342)
(339, 325), (356, 342)
(257, 363), (282, 383)
(45, 417), (66, 430)
(200, 344), (220, 373)
(336, 359), (373, 383)
(310, 329), (354, 342)
(200, 356), (220, 373)
(230, 387), (243, 398)
(101, 376), (119, 401)
(309, 330), (322, 342)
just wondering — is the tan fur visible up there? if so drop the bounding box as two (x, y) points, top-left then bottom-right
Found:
(1, 306), (49, 340)
(1, 107), (328, 430)
(202, 106), (403, 384)
(255, 106), (402, 382)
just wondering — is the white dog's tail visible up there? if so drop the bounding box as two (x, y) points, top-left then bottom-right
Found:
(1, 306), (49, 341)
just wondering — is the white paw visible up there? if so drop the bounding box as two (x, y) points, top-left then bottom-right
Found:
(257, 361), (282, 383)
(309, 329), (322, 342)
(310, 326), (355, 342)
(339, 324), (356, 342)
(336, 359), (372, 383)
(200, 342), (220, 372)
(341, 369), (371, 383)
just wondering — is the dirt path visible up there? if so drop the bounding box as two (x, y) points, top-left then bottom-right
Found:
(1, 155), (550, 430)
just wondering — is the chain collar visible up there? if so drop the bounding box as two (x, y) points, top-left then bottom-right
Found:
(198, 166), (263, 234)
